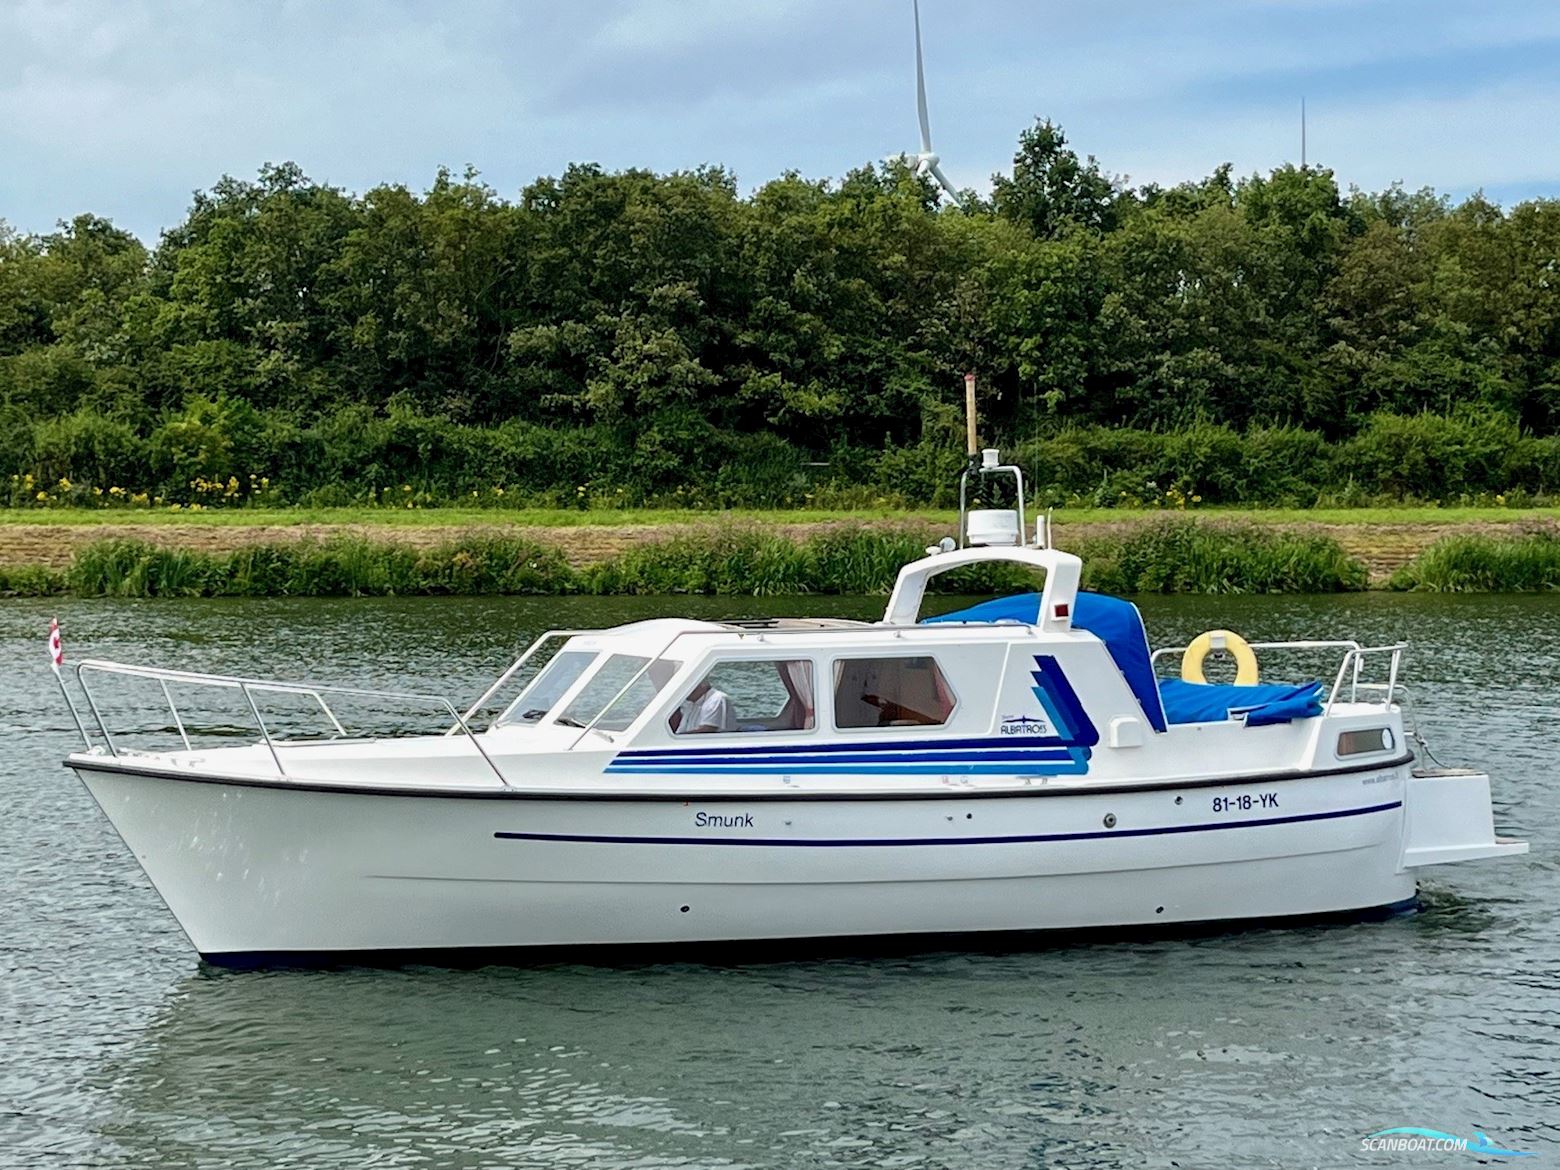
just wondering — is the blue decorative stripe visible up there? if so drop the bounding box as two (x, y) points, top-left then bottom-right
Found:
(612, 749), (1078, 767)
(616, 735), (1072, 759)
(493, 801), (1402, 848)
(1031, 656), (1099, 748)
(605, 761), (1090, 776)
(606, 751), (1078, 772)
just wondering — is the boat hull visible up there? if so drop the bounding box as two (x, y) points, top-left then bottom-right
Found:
(72, 760), (1424, 964)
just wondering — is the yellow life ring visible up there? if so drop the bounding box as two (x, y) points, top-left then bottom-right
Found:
(1181, 629), (1260, 686)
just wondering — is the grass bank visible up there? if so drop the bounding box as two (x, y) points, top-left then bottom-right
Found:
(1389, 527), (1560, 592)
(0, 521), (1372, 599)
(6, 520), (1556, 600)
(3, 506), (1558, 587)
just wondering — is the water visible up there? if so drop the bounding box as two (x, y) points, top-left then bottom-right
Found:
(2, 593), (1557, 1168)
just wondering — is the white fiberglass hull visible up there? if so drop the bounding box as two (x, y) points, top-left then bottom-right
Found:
(71, 759), (1448, 965)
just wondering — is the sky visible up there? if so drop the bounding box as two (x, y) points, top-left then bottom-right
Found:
(3, 0), (1559, 242)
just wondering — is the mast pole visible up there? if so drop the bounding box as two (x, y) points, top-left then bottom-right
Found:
(964, 372), (978, 457)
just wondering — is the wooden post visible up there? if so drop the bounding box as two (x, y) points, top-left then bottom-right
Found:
(964, 372), (978, 457)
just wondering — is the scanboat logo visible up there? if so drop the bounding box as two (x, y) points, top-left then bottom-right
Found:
(1361, 1127), (1534, 1158)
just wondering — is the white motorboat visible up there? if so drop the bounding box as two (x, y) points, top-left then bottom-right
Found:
(60, 453), (1527, 966)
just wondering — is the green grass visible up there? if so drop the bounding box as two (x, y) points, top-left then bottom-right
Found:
(1, 520), (1369, 598)
(1389, 527), (1560, 591)
(63, 536), (578, 598)
(12, 518), (1560, 598)
(1, 504), (1556, 529)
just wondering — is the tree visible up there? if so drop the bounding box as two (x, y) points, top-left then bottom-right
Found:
(992, 120), (1125, 239)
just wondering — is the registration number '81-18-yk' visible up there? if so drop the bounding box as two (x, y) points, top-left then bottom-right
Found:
(1211, 793), (1279, 813)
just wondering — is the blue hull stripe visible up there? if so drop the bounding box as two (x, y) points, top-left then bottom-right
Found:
(493, 800), (1402, 848)
(605, 763), (1089, 777)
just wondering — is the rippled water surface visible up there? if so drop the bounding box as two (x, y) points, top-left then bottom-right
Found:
(2, 593), (1556, 1168)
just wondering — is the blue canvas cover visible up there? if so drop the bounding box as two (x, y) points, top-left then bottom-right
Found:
(1158, 678), (1325, 727)
(922, 592), (1168, 732)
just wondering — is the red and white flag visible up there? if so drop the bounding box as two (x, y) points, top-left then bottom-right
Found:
(48, 616), (63, 668)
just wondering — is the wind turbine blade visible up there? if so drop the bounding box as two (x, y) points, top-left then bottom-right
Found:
(914, 0), (932, 153)
(929, 162), (962, 207)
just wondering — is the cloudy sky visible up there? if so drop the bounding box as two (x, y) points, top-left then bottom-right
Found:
(4, 0), (1559, 241)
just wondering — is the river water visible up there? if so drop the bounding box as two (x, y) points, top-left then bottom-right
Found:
(2, 593), (1556, 1168)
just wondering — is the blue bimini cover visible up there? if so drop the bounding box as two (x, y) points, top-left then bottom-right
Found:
(1158, 678), (1325, 727)
(922, 591), (1168, 732)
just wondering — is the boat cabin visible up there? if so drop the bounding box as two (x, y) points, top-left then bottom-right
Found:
(470, 540), (1407, 789)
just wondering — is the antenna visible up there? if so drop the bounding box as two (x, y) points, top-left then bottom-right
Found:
(1300, 96), (1307, 169)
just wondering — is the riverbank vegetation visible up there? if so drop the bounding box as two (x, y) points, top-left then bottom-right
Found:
(4, 120), (1559, 509)
(0, 503), (1556, 529)
(10, 519), (1554, 599)
(1388, 525), (1560, 592)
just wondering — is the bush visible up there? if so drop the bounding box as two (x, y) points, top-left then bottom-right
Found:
(1337, 412), (1518, 500)
(582, 529), (813, 595)
(1389, 524), (1560, 591)
(149, 395), (270, 490)
(65, 536), (578, 597)
(45, 521), (1366, 598)
(29, 411), (148, 492)
(3, 407), (1556, 509)
(1074, 520), (1367, 594)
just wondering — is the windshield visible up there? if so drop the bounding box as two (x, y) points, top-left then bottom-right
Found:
(495, 650), (596, 726)
(558, 654), (680, 733)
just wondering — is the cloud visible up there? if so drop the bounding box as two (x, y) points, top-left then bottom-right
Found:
(589, 0), (830, 54)
(0, 0), (1555, 241)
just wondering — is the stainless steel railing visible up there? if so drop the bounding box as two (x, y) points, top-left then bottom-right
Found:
(71, 659), (511, 787)
(1149, 640), (1407, 713)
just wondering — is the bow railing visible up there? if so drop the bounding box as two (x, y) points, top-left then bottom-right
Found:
(68, 659), (511, 787)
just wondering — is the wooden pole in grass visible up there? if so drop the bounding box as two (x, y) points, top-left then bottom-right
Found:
(964, 372), (978, 457)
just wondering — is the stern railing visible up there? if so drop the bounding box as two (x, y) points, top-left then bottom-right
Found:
(1149, 640), (1407, 713)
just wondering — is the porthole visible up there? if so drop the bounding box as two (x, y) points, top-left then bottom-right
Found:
(1337, 727), (1394, 756)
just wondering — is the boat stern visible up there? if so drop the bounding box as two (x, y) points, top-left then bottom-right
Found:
(1401, 769), (1528, 869)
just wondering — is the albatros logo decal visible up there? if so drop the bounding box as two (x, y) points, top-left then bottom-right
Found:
(606, 654), (1098, 778)
(999, 714), (1051, 736)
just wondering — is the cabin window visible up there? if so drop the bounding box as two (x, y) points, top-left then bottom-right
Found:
(1338, 727), (1395, 756)
(558, 654), (681, 733)
(498, 650), (595, 726)
(832, 656), (956, 729)
(671, 660), (815, 734)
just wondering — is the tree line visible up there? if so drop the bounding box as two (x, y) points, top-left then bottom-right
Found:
(2, 121), (1558, 506)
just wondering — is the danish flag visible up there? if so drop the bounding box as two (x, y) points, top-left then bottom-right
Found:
(48, 616), (63, 668)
